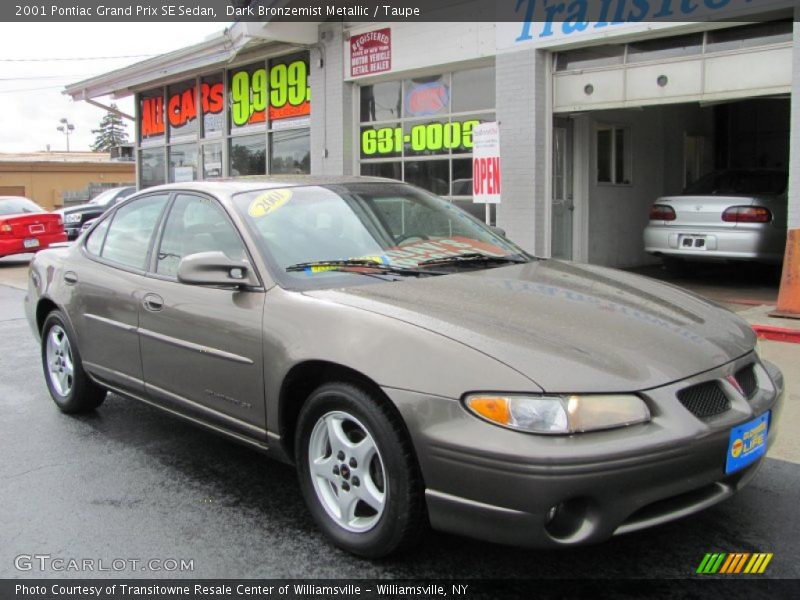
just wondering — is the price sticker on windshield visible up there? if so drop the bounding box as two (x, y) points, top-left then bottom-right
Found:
(248, 189), (293, 218)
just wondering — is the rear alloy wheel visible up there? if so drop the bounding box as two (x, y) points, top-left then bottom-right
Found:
(295, 382), (425, 557)
(41, 310), (106, 414)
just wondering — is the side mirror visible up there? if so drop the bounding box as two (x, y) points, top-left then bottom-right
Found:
(491, 226), (507, 238)
(177, 251), (259, 288)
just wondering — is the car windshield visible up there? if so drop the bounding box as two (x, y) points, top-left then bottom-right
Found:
(0, 197), (44, 215)
(233, 182), (528, 289)
(683, 170), (787, 195)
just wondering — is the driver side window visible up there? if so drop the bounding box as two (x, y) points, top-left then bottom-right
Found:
(156, 194), (246, 277)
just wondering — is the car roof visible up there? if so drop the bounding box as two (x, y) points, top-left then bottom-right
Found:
(134, 175), (399, 197)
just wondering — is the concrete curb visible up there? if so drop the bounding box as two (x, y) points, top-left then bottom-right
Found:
(752, 325), (800, 344)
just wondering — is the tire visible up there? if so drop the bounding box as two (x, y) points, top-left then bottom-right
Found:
(41, 310), (106, 414)
(295, 381), (425, 558)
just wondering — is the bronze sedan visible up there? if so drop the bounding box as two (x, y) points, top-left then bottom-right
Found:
(25, 177), (783, 557)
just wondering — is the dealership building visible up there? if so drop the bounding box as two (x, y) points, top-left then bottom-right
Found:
(65, 2), (800, 270)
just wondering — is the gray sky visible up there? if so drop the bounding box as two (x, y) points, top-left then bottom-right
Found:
(0, 22), (226, 153)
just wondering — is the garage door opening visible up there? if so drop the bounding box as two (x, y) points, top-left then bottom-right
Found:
(554, 97), (790, 273)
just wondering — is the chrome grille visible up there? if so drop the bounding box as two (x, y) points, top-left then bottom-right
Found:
(677, 381), (730, 418)
(735, 365), (758, 399)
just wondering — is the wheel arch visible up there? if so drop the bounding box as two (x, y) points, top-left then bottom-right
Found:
(278, 360), (411, 465)
(35, 297), (60, 334)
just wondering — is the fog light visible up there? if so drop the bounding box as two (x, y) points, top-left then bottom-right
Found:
(544, 498), (589, 540)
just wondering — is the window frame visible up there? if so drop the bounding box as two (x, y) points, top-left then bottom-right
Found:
(595, 123), (632, 186)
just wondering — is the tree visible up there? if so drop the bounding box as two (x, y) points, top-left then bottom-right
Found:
(90, 104), (130, 152)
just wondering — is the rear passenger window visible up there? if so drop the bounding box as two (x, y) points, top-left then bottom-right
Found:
(155, 194), (246, 277)
(101, 195), (168, 269)
(84, 218), (110, 256)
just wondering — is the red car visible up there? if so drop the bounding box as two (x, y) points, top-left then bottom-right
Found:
(0, 196), (67, 258)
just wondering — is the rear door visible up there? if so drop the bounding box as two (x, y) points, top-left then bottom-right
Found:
(75, 193), (170, 392)
(138, 193), (266, 436)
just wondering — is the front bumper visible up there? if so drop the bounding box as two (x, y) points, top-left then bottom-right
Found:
(387, 354), (783, 548)
(64, 225), (82, 240)
(644, 224), (784, 263)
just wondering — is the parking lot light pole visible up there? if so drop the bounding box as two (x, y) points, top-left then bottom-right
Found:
(56, 118), (75, 152)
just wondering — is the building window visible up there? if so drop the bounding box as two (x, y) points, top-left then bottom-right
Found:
(226, 53), (311, 176)
(555, 20), (793, 73)
(270, 129), (310, 174)
(135, 51), (311, 188)
(168, 143), (198, 182)
(555, 46), (624, 71)
(358, 66), (496, 223)
(201, 73), (224, 138)
(230, 134), (266, 176)
(202, 143), (223, 178)
(706, 19), (793, 53)
(596, 125), (631, 185)
(139, 147), (166, 188)
(626, 33), (703, 64)
(167, 79), (200, 141)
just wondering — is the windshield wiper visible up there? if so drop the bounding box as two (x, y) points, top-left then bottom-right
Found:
(418, 253), (529, 267)
(285, 259), (441, 277)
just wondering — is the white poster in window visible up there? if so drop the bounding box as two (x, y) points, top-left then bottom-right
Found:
(472, 122), (501, 204)
(173, 166), (194, 183)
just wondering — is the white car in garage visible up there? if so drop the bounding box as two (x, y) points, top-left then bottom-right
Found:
(644, 169), (788, 272)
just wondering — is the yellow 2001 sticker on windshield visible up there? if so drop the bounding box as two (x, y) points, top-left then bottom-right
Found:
(248, 189), (293, 217)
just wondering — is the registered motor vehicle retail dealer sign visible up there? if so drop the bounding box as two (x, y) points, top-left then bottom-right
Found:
(350, 28), (391, 77)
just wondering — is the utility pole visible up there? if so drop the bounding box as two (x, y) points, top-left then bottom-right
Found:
(57, 118), (75, 152)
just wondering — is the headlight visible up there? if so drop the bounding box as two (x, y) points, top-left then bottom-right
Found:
(64, 214), (82, 224)
(464, 393), (650, 434)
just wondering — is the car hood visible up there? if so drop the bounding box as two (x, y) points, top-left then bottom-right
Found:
(61, 203), (101, 215)
(304, 260), (755, 393)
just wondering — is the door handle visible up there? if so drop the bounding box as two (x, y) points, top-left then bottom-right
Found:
(63, 272), (78, 285)
(142, 293), (164, 312)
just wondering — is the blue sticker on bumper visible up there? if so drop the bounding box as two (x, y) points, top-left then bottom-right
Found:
(725, 412), (770, 475)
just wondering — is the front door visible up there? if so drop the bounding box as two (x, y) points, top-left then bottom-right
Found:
(551, 119), (574, 259)
(138, 193), (266, 436)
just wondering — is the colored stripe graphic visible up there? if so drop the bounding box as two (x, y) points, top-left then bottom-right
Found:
(720, 553), (750, 574)
(698, 553), (773, 574)
(744, 553), (774, 574)
(697, 553), (726, 574)
(734, 553), (750, 574)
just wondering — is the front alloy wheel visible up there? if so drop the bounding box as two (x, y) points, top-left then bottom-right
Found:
(295, 382), (425, 557)
(308, 411), (387, 533)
